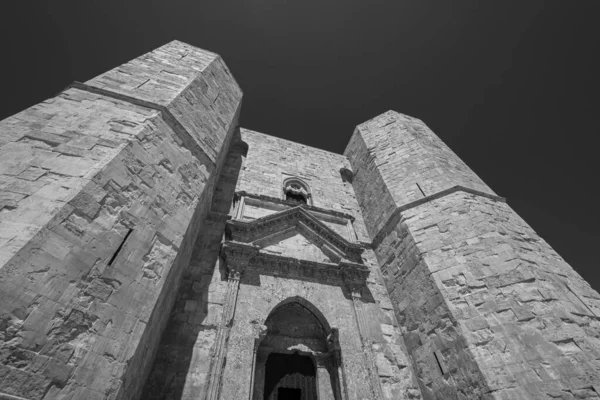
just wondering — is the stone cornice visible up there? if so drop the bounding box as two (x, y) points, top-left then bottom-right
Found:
(226, 206), (364, 262)
(372, 185), (506, 248)
(235, 191), (356, 222)
(221, 241), (370, 284)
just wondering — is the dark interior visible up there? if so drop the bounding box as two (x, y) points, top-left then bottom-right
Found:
(264, 352), (315, 400)
(286, 192), (307, 204)
(278, 387), (302, 400)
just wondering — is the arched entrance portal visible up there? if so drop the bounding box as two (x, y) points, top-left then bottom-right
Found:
(252, 299), (344, 400)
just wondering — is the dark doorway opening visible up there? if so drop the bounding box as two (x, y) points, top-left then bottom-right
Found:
(278, 387), (302, 400)
(264, 352), (317, 400)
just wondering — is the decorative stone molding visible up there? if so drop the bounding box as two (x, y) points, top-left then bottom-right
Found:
(205, 268), (242, 400)
(260, 335), (328, 354)
(248, 323), (268, 400)
(252, 323), (268, 346)
(325, 328), (350, 400)
(284, 181), (310, 198)
(348, 286), (385, 400)
(282, 177), (312, 204)
(314, 353), (333, 368)
(326, 329), (342, 361)
(235, 191), (356, 222)
(221, 241), (369, 284)
(220, 196), (373, 400)
(225, 205), (364, 262)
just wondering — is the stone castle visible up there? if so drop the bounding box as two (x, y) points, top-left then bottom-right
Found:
(0, 40), (599, 400)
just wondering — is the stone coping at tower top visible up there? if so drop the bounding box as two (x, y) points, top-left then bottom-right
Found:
(371, 185), (506, 249)
(246, 110), (431, 160)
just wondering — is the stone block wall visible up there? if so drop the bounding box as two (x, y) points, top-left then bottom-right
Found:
(346, 111), (600, 399)
(0, 41), (241, 400)
(405, 191), (600, 399)
(85, 40), (240, 168)
(141, 135), (247, 399)
(345, 110), (495, 237)
(233, 130), (421, 399)
(221, 270), (371, 399)
(141, 128), (423, 399)
(4, 39), (597, 400)
(360, 248), (423, 399)
(238, 128), (371, 243)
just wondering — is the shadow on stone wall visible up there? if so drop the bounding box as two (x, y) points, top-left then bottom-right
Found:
(241, 271), (376, 305)
(140, 134), (247, 400)
(138, 130), (379, 399)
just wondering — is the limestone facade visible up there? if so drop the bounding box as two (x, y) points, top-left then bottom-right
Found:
(0, 41), (598, 400)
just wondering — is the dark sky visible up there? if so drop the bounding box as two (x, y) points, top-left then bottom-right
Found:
(1, 1), (599, 291)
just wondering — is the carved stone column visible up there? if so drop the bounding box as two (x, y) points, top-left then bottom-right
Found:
(232, 192), (246, 219)
(206, 269), (242, 400)
(251, 347), (270, 400)
(327, 330), (348, 400)
(347, 284), (384, 400)
(249, 324), (268, 400)
(315, 353), (336, 400)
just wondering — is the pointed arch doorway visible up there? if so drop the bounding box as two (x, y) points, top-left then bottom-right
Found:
(252, 299), (344, 400)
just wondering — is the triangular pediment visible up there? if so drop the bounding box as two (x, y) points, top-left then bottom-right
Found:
(259, 227), (336, 263)
(225, 206), (364, 264)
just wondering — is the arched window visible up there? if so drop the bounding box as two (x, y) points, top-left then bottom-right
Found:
(283, 178), (311, 205)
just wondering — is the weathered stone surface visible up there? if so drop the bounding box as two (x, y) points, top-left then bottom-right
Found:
(346, 110), (600, 400)
(142, 128), (421, 400)
(345, 110), (496, 237)
(85, 40), (240, 167)
(140, 135), (247, 400)
(0, 41), (241, 400)
(238, 128), (371, 243)
(2, 42), (598, 400)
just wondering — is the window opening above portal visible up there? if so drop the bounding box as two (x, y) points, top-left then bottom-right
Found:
(283, 177), (311, 205)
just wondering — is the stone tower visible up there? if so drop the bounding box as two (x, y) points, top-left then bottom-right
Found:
(0, 41), (598, 400)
